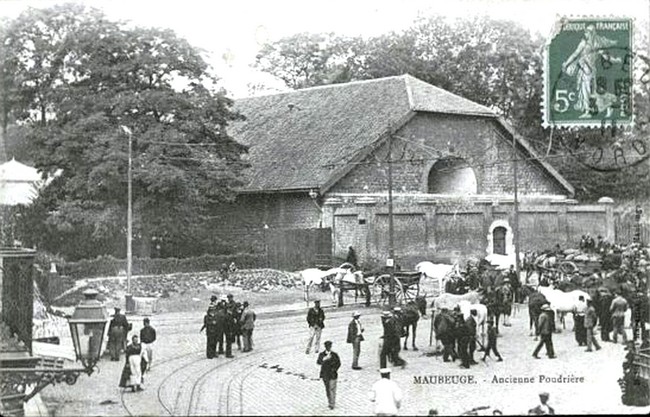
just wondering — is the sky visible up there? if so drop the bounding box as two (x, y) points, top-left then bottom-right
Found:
(1, 0), (648, 97)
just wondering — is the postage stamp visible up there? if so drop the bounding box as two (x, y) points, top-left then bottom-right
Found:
(543, 17), (635, 128)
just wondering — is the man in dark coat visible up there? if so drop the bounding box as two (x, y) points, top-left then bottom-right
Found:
(345, 246), (358, 269)
(109, 307), (130, 361)
(465, 309), (479, 366)
(346, 311), (364, 370)
(631, 291), (649, 342)
(214, 300), (229, 357)
(200, 307), (219, 359)
(598, 290), (614, 342)
(317, 341), (341, 410)
(306, 300), (325, 354)
(532, 304), (556, 359)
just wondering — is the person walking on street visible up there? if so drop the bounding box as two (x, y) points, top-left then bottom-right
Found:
(347, 311), (364, 370)
(200, 306), (219, 359)
(482, 319), (503, 362)
(532, 304), (556, 359)
(528, 392), (555, 415)
(585, 299), (601, 352)
(119, 335), (145, 392)
(317, 340), (341, 410)
(240, 301), (256, 352)
(574, 296), (587, 346)
(306, 300), (325, 354)
(139, 318), (156, 371)
(610, 291), (629, 344)
(599, 290), (614, 342)
(466, 309), (479, 365)
(369, 368), (403, 416)
(109, 307), (130, 361)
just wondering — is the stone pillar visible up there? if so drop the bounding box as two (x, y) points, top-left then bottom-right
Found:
(598, 197), (615, 243)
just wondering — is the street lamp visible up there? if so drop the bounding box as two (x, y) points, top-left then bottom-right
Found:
(0, 290), (109, 403)
(119, 125), (134, 312)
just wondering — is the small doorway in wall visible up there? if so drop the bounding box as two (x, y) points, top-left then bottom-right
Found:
(493, 226), (507, 255)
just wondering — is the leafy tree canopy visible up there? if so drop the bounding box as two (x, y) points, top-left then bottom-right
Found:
(1, 3), (249, 259)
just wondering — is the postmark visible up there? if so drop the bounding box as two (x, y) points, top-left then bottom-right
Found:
(543, 17), (635, 128)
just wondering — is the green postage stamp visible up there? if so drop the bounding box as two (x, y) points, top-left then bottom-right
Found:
(543, 18), (634, 128)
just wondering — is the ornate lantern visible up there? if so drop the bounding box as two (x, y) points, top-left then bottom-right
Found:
(68, 289), (109, 371)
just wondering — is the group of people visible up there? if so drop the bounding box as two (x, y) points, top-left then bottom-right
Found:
(200, 293), (256, 359)
(106, 307), (157, 393)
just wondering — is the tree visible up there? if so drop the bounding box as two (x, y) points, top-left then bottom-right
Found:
(1, 4), (249, 260)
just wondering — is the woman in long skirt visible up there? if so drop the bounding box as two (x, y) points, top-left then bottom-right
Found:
(119, 335), (144, 392)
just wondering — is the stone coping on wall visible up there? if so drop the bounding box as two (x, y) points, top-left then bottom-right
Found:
(323, 193), (575, 206)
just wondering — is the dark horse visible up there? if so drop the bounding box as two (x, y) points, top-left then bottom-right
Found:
(397, 301), (421, 351)
(433, 309), (458, 362)
(528, 291), (548, 339)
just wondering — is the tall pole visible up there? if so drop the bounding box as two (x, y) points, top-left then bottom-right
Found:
(120, 125), (133, 310)
(387, 133), (396, 306)
(512, 135), (521, 284)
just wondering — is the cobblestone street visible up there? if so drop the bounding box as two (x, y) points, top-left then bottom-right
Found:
(41, 301), (650, 416)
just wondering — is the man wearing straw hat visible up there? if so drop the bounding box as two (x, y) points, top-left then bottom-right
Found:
(347, 311), (364, 370)
(532, 304), (556, 359)
(369, 368), (402, 416)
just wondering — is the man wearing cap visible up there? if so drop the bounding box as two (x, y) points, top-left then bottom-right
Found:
(532, 304), (556, 359)
(317, 341), (341, 410)
(208, 295), (218, 310)
(108, 307), (130, 361)
(240, 301), (256, 352)
(369, 368), (403, 416)
(306, 300), (325, 354)
(140, 318), (156, 370)
(482, 318), (503, 362)
(200, 306), (219, 359)
(347, 312), (364, 370)
(215, 299), (230, 357)
(528, 392), (555, 415)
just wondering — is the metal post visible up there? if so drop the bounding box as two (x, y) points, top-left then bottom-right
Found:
(120, 125), (133, 312)
(512, 135), (521, 285)
(388, 133), (396, 306)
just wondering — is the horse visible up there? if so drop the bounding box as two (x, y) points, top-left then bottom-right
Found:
(299, 267), (346, 302)
(416, 261), (461, 295)
(496, 284), (514, 327)
(432, 309), (458, 361)
(457, 300), (488, 348)
(537, 285), (591, 330)
(330, 266), (371, 306)
(396, 301), (421, 351)
(528, 291), (548, 339)
(432, 291), (482, 311)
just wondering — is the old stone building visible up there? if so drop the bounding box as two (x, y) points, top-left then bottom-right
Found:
(213, 75), (613, 269)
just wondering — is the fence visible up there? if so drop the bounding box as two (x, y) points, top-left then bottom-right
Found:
(615, 216), (650, 245)
(265, 228), (332, 271)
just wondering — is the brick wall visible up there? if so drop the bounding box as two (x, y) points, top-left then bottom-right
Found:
(330, 113), (567, 196)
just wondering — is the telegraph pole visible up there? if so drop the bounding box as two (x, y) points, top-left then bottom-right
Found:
(512, 134), (521, 284)
(387, 133), (396, 306)
(120, 125), (133, 312)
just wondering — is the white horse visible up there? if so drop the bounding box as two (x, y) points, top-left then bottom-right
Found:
(457, 300), (488, 348)
(537, 285), (591, 330)
(330, 267), (366, 304)
(299, 267), (346, 302)
(432, 290), (482, 311)
(416, 261), (461, 295)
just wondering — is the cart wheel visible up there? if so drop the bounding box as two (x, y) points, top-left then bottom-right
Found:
(372, 274), (391, 305)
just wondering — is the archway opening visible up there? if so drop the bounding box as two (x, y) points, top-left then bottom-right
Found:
(493, 226), (507, 255)
(427, 158), (477, 194)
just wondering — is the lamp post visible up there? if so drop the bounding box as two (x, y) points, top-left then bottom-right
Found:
(0, 290), (109, 403)
(387, 133), (396, 307)
(119, 125), (133, 313)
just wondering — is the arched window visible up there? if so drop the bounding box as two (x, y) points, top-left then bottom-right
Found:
(493, 226), (507, 255)
(427, 158), (477, 194)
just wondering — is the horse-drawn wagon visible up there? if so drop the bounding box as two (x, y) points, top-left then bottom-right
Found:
(371, 271), (421, 305)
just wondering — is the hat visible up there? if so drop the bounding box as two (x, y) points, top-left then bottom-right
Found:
(379, 368), (391, 374)
(541, 304), (551, 311)
(393, 306), (402, 312)
(114, 307), (121, 311)
(352, 311), (361, 317)
(220, 295), (228, 301)
(227, 294), (234, 298)
(314, 299), (321, 304)
(382, 310), (392, 317)
(243, 301), (249, 307)
(324, 340), (333, 347)
(539, 392), (550, 398)
(210, 295), (218, 302)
